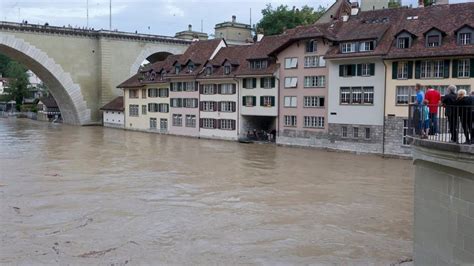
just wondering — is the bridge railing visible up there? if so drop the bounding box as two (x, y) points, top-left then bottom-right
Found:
(407, 104), (473, 145)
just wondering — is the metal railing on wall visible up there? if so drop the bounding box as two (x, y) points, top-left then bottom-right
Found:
(407, 104), (473, 145)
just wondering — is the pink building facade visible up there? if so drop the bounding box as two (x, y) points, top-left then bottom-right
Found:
(275, 38), (330, 145)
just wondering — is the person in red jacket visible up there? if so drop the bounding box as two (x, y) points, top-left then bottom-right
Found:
(424, 86), (441, 135)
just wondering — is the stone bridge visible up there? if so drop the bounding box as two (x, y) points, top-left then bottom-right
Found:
(0, 21), (190, 125)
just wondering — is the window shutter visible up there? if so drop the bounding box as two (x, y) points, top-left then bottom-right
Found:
(350, 65), (356, 76)
(415, 61), (421, 79)
(407, 61), (413, 79)
(232, 102), (236, 112)
(199, 118), (203, 128)
(217, 84), (221, 94)
(452, 60), (458, 78)
(392, 62), (398, 79)
(253, 96), (257, 106)
(252, 78), (257, 88)
(242, 96), (246, 106)
(370, 63), (375, 76)
(199, 84), (203, 94)
(260, 96), (264, 106)
(271, 77), (275, 88)
(232, 84), (236, 94)
(231, 120), (236, 130)
(339, 65), (344, 77)
(214, 101), (218, 111)
(443, 60), (450, 78)
(195, 82), (199, 91)
(271, 96), (275, 107)
(170, 83), (174, 91)
(260, 78), (265, 88)
(199, 101), (203, 111)
(217, 102), (221, 112)
(356, 64), (362, 76)
(243, 78), (247, 89)
(471, 59), (474, 77)
(214, 119), (218, 129)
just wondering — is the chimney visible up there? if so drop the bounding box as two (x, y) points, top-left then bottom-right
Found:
(418, 0), (425, 7)
(232, 15), (236, 23)
(188, 24), (192, 31)
(342, 15), (349, 22)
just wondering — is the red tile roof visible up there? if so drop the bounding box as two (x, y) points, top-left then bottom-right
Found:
(100, 96), (124, 111)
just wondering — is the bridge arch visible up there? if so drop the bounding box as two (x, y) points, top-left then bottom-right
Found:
(130, 45), (184, 75)
(0, 34), (91, 125)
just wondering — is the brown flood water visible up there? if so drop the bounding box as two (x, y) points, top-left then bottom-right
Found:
(0, 118), (414, 265)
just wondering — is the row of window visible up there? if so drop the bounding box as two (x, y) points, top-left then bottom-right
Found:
(284, 76), (325, 88)
(171, 114), (197, 128)
(341, 126), (371, 140)
(395, 85), (471, 105)
(170, 82), (197, 92)
(242, 96), (276, 107)
(200, 101), (237, 112)
(339, 63), (376, 77)
(341, 40), (375, 53)
(201, 84), (237, 95)
(170, 98), (199, 108)
(200, 119), (237, 130)
(340, 87), (374, 105)
(393, 59), (473, 80)
(396, 27), (473, 50)
(284, 115), (325, 128)
(242, 77), (276, 89)
(284, 56), (326, 69)
(283, 96), (325, 108)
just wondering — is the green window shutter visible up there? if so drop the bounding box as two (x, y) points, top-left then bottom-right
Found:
(407, 61), (414, 79)
(242, 78), (247, 89)
(370, 63), (375, 76)
(443, 60), (450, 78)
(392, 62), (398, 80)
(452, 60), (458, 78)
(252, 78), (257, 88)
(260, 96), (264, 106)
(271, 96), (275, 107)
(260, 78), (265, 88)
(356, 64), (362, 76)
(350, 65), (356, 76)
(415, 61), (421, 79)
(252, 96), (257, 106)
(271, 77), (276, 88)
(471, 59), (474, 77)
(242, 96), (246, 106)
(339, 65), (344, 77)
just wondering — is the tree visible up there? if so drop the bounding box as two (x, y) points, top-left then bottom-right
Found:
(4, 61), (29, 110)
(0, 53), (12, 76)
(256, 4), (326, 36)
(388, 0), (402, 8)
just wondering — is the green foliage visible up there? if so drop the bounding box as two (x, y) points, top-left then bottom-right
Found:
(256, 4), (326, 36)
(0, 53), (12, 76)
(388, 0), (402, 8)
(4, 61), (30, 110)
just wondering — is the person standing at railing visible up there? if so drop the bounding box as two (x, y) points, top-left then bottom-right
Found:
(442, 85), (458, 143)
(456, 89), (472, 144)
(421, 100), (430, 139)
(425, 86), (441, 135)
(413, 84), (425, 135)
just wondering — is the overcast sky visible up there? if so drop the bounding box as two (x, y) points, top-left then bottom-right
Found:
(0, 0), (471, 37)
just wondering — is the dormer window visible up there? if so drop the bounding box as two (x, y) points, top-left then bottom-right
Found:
(224, 65), (231, 75)
(427, 35), (440, 47)
(160, 71), (166, 80)
(359, 41), (375, 52)
(206, 66), (212, 75)
(175, 65), (181, 74)
(397, 37), (410, 49)
(188, 62), (194, 72)
(459, 32), (472, 45)
(341, 42), (356, 53)
(305, 40), (317, 53)
(250, 60), (268, 70)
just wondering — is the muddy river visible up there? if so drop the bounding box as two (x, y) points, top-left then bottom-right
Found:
(0, 118), (414, 265)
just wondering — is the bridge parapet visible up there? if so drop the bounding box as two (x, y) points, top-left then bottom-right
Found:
(0, 21), (192, 44)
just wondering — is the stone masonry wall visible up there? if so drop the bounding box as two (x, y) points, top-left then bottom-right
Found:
(384, 116), (412, 157)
